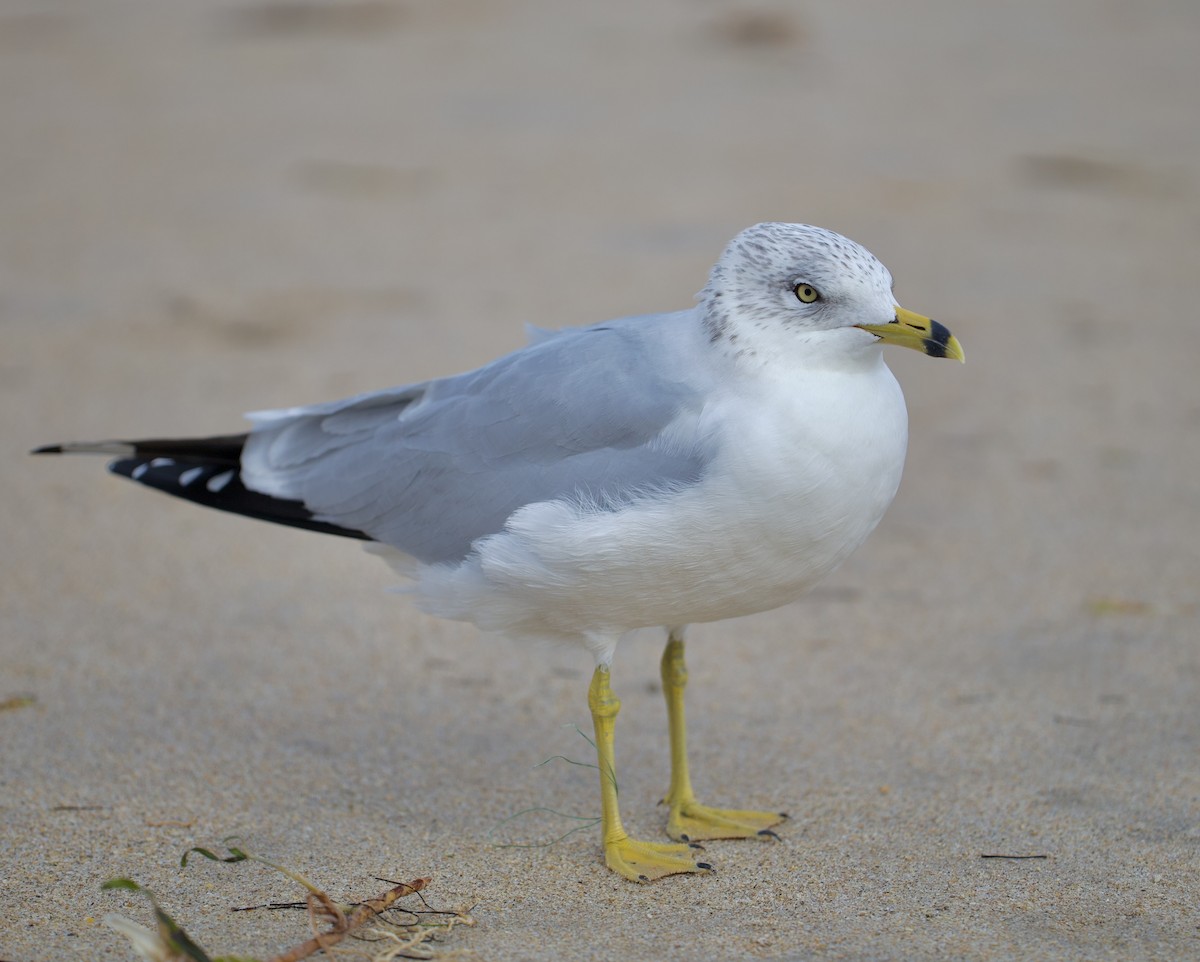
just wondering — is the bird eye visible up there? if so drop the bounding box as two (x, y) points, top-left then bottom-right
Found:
(793, 283), (820, 303)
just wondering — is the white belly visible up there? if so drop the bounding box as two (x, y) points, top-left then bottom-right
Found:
(414, 359), (908, 644)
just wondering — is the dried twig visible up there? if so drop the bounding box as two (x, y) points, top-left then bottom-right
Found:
(103, 843), (468, 962)
(266, 878), (429, 962)
(980, 853), (1049, 860)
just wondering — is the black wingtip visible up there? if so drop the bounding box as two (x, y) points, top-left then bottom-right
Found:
(108, 455), (374, 542)
(35, 433), (373, 543)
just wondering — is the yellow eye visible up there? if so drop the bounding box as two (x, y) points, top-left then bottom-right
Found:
(794, 283), (820, 303)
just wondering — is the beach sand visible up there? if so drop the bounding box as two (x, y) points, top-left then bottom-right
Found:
(2, 2), (1198, 959)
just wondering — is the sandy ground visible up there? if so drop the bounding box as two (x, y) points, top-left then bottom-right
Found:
(3, 1), (1199, 959)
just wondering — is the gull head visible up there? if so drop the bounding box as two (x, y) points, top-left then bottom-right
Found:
(699, 223), (963, 365)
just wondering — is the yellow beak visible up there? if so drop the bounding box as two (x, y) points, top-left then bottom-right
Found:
(856, 306), (965, 362)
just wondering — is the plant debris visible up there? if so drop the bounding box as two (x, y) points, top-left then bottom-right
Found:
(102, 842), (473, 961)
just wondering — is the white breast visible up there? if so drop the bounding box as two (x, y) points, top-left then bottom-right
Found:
(414, 354), (909, 644)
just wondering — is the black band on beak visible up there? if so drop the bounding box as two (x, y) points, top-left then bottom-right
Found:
(923, 319), (954, 358)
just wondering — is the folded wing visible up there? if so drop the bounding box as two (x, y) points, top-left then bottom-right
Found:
(241, 313), (715, 564)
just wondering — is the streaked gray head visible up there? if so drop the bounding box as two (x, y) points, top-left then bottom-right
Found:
(699, 223), (896, 345)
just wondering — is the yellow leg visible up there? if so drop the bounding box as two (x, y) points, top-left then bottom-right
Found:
(660, 631), (788, 842)
(588, 665), (711, 882)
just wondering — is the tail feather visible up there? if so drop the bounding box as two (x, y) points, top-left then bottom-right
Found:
(32, 434), (245, 463)
(34, 434), (372, 542)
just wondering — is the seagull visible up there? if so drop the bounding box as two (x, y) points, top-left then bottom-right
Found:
(35, 223), (963, 882)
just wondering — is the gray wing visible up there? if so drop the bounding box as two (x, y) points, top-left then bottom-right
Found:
(241, 311), (717, 564)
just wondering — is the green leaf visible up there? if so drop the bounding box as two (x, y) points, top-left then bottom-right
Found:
(102, 877), (145, 893)
(180, 845), (248, 868)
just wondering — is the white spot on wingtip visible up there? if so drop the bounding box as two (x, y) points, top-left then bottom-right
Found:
(178, 467), (204, 487)
(131, 463), (150, 480)
(149, 458), (175, 468)
(206, 469), (234, 493)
